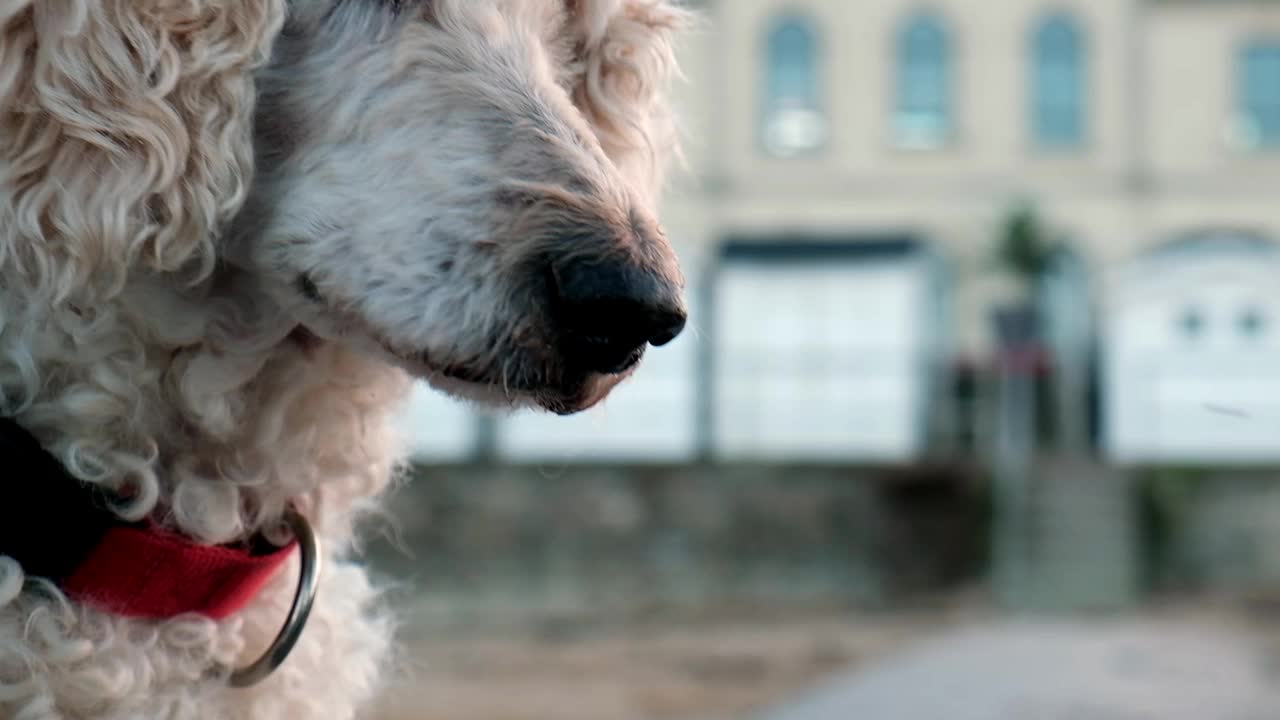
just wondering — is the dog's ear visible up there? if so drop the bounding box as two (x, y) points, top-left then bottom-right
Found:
(0, 1), (284, 304)
(565, 0), (692, 204)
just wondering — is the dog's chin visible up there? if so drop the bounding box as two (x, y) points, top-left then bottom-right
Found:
(421, 371), (623, 415)
(372, 339), (627, 415)
(288, 308), (630, 415)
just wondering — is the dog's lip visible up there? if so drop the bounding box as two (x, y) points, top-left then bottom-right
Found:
(376, 338), (622, 414)
(377, 339), (491, 386)
(295, 278), (626, 411)
(290, 281), (609, 411)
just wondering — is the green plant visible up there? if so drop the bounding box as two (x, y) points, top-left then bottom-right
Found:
(995, 202), (1059, 282)
(1137, 468), (1209, 589)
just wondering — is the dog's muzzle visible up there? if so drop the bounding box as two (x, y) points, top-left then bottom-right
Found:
(0, 417), (320, 688)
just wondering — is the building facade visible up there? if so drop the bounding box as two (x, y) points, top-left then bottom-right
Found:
(664, 0), (1280, 356)
(402, 0), (1280, 464)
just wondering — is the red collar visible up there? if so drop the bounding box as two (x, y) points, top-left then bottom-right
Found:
(0, 418), (294, 620)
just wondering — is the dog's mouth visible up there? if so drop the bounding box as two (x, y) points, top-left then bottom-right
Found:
(293, 272), (646, 415)
(373, 335), (628, 416)
(378, 343), (492, 387)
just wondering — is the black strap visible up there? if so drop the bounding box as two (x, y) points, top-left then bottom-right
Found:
(0, 418), (124, 580)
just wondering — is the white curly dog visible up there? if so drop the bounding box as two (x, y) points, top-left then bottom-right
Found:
(0, 1), (689, 717)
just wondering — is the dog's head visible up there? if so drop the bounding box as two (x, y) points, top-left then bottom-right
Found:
(227, 0), (689, 414)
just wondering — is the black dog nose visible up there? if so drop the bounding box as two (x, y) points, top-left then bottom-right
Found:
(552, 258), (687, 375)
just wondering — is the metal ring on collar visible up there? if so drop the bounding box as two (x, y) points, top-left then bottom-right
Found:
(228, 507), (321, 688)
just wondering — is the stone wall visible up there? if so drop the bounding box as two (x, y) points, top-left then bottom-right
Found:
(1142, 470), (1280, 595)
(363, 464), (988, 627)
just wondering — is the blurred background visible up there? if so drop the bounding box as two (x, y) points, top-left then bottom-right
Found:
(372, 1), (1280, 718)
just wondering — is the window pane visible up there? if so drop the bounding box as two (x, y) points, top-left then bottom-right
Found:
(762, 16), (825, 155)
(1033, 14), (1085, 147)
(1240, 41), (1280, 147)
(769, 22), (817, 104)
(895, 13), (951, 147)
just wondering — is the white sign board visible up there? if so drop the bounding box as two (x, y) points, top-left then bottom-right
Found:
(711, 255), (939, 462)
(397, 381), (478, 462)
(494, 324), (698, 462)
(1103, 235), (1280, 464)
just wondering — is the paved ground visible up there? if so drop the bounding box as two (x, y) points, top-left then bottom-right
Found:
(369, 612), (961, 720)
(758, 618), (1280, 720)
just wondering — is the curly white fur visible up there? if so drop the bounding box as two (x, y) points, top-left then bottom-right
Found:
(0, 1), (688, 718)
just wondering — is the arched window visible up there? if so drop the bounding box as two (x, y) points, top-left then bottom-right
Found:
(1177, 306), (1206, 341)
(761, 15), (825, 156)
(1239, 40), (1280, 148)
(1239, 305), (1268, 339)
(895, 11), (952, 149)
(1032, 13), (1086, 148)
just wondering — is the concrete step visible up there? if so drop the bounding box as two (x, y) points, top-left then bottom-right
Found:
(993, 458), (1140, 611)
